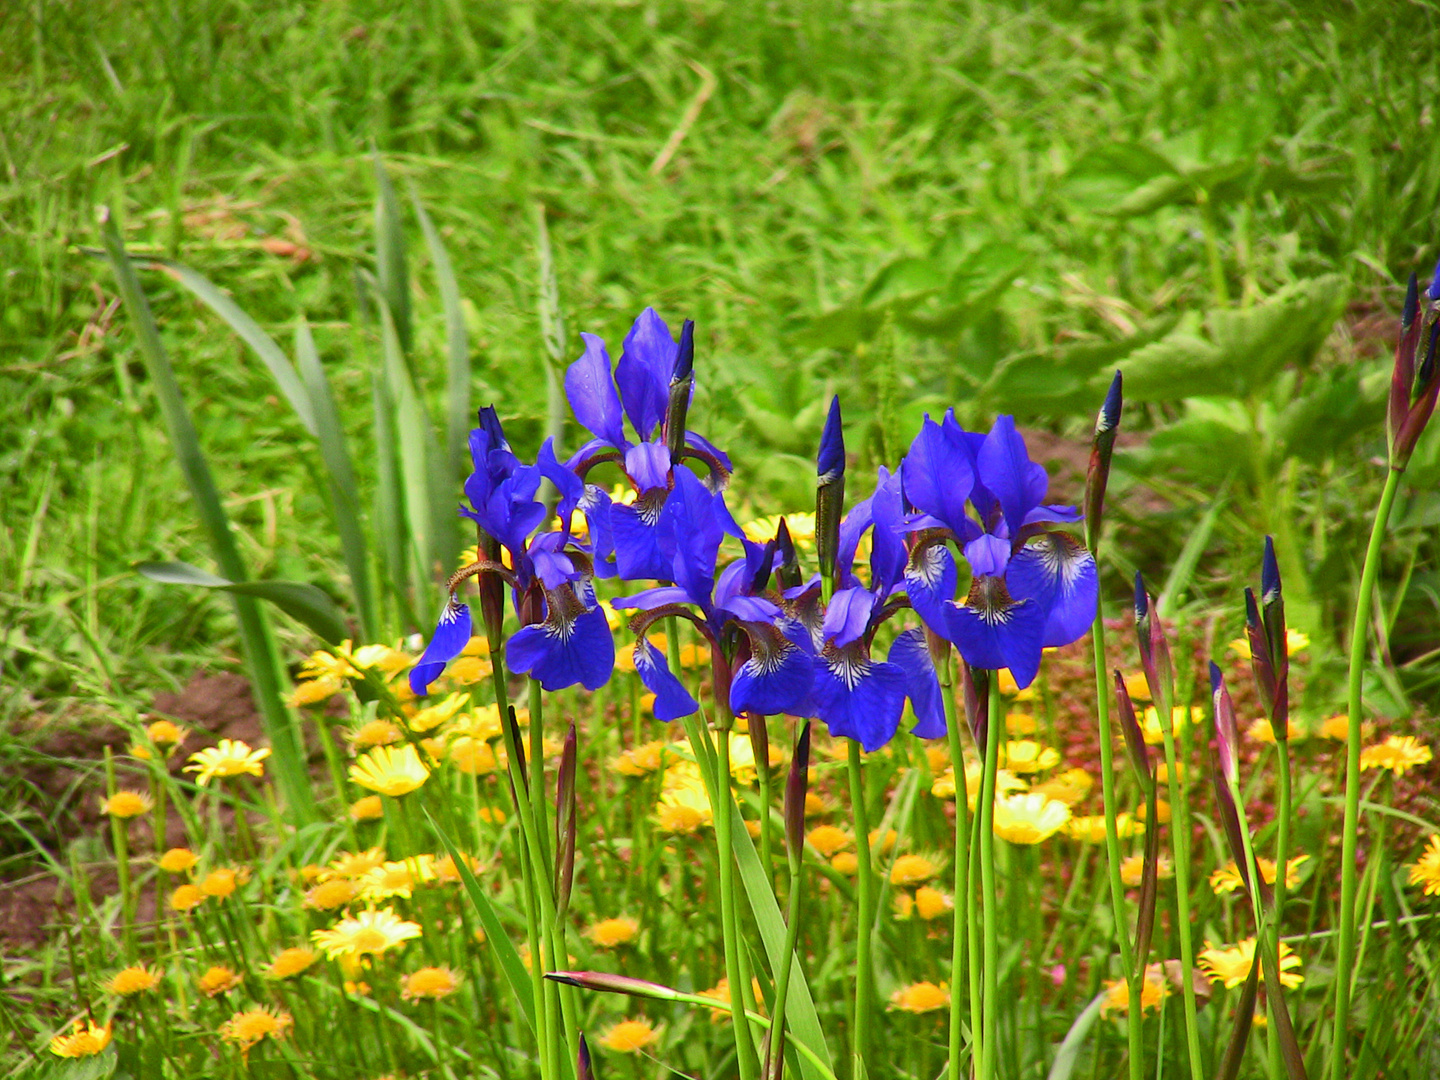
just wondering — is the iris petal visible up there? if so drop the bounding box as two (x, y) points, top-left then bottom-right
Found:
(1004, 534), (1098, 648)
(813, 651), (907, 752)
(506, 602), (615, 691)
(822, 587), (876, 648)
(888, 628), (946, 739)
(564, 333), (627, 448)
(611, 503), (671, 581)
(409, 599), (473, 696)
(615, 308), (676, 441)
(905, 543), (958, 634)
(976, 416), (1049, 538)
(902, 413), (975, 535)
(633, 637), (698, 720)
(943, 576), (1047, 689)
(731, 623), (815, 717)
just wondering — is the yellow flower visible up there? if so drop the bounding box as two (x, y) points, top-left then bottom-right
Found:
(449, 736), (501, 775)
(1406, 835), (1440, 896)
(598, 1019), (660, 1053)
(1121, 854), (1173, 887)
(198, 965), (243, 997)
(612, 740), (669, 777)
(1246, 717), (1306, 743)
(697, 977), (767, 1024)
(1198, 938), (1303, 989)
(350, 719), (402, 750)
(678, 642), (711, 670)
(1154, 761), (1185, 783)
(914, 885), (954, 920)
(288, 673), (344, 706)
(158, 847), (199, 874)
(1319, 714), (1375, 741)
(890, 854), (938, 886)
(350, 744), (430, 797)
(993, 793), (1071, 844)
(1121, 670), (1152, 702)
(359, 857), (436, 902)
(219, 1007), (292, 1058)
(831, 851), (860, 875)
(106, 965), (160, 996)
(1101, 965), (1170, 1018)
(406, 693), (469, 733)
(444, 655), (492, 685)
(889, 981), (949, 1014)
(1031, 768), (1093, 806)
(587, 916), (640, 948)
(311, 907), (422, 959)
(805, 791), (836, 817)
(305, 878), (358, 911)
(146, 719), (189, 747)
(930, 762), (1027, 807)
(1005, 711), (1038, 736)
(170, 884), (205, 912)
(870, 827), (899, 855)
(200, 867), (249, 900)
(350, 795), (384, 821)
(656, 761), (713, 833)
(401, 966), (461, 1001)
(1360, 735), (1433, 776)
(1140, 706), (1201, 746)
(50, 1019), (112, 1058)
(1136, 798), (1171, 825)
(1209, 855), (1309, 895)
(101, 790), (153, 818)
(328, 848), (386, 879)
(265, 947), (318, 980)
(1000, 740), (1060, 774)
(806, 825), (853, 858)
(1228, 629), (1309, 660)
(1066, 813), (1143, 844)
(996, 667), (1035, 700)
(185, 739), (271, 785)
(742, 512), (815, 545)
(433, 852), (482, 884)
(728, 732), (783, 785)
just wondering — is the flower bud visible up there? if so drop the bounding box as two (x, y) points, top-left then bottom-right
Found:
(1084, 371), (1122, 552)
(815, 396), (846, 585)
(664, 318), (696, 465)
(1387, 265), (1440, 470)
(785, 722), (812, 866)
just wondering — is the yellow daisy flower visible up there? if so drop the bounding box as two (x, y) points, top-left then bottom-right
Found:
(830, 851), (860, 875)
(219, 1006), (292, 1058)
(656, 761), (713, 834)
(359, 856), (436, 902)
(401, 966), (461, 1002)
(914, 885), (954, 920)
(612, 740), (669, 777)
(1246, 717), (1306, 743)
(1359, 735), (1433, 776)
(994, 793), (1072, 844)
(598, 1019), (660, 1053)
(1006, 711), (1038, 736)
(406, 693), (469, 734)
(1121, 670), (1152, 702)
(1406, 835), (1440, 896)
(185, 739), (271, 785)
(1066, 813), (1143, 844)
(1031, 767), (1094, 806)
(198, 965), (242, 997)
(889, 981), (949, 1014)
(350, 795), (384, 821)
(448, 736), (501, 776)
(146, 719), (190, 747)
(1197, 938), (1302, 989)
(311, 907), (422, 959)
(157, 847), (199, 874)
(890, 853), (938, 886)
(1209, 855), (1309, 896)
(1000, 740), (1060, 774)
(806, 825), (853, 858)
(1319, 714), (1375, 741)
(1101, 964), (1170, 1017)
(350, 719), (402, 750)
(327, 848), (386, 879)
(265, 947), (318, 980)
(587, 916), (640, 948)
(1140, 706), (1202, 746)
(304, 878), (358, 911)
(49, 1019), (112, 1058)
(1121, 854), (1173, 887)
(349, 744), (430, 797)
(101, 790), (153, 818)
(1227, 629), (1309, 660)
(200, 866), (250, 900)
(106, 965), (160, 996)
(170, 884), (206, 912)
(697, 977), (767, 1024)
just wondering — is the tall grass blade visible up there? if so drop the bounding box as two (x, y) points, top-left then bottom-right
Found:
(295, 317), (377, 642)
(135, 560), (348, 644)
(1157, 482), (1229, 617)
(373, 150), (412, 356)
(100, 208), (316, 824)
(409, 184), (471, 478)
(1217, 962), (1262, 1080)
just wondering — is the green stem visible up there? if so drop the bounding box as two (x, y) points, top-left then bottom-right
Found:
(1092, 618), (1141, 1080)
(718, 722), (761, 1080)
(846, 740), (875, 1076)
(1332, 466), (1402, 1080)
(977, 685), (1002, 1080)
(768, 828), (806, 1078)
(1155, 681), (1203, 1080)
(758, 745), (775, 886)
(942, 656), (974, 1080)
(102, 749), (135, 958)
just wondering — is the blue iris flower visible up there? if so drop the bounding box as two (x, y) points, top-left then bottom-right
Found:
(901, 411), (1097, 689)
(561, 309), (731, 581)
(610, 467), (814, 721)
(788, 467), (947, 752)
(409, 408), (614, 696)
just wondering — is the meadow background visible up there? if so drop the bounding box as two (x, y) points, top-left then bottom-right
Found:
(3, 0), (1440, 1076)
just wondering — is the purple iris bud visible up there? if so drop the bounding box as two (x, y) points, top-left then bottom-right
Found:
(577, 1035), (594, 1080)
(1084, 370), (1122, 551)
(479, 404), (510, 454)
(1211, 660), (1239, 786)
(1113, 668), (1149, 783)
(664, 318), (696, 464)
(816, 396), (846, 584)
(409, 597), (473, 696)
(817, 395), (845, 483)
(785, 722), (812, 862)
(1388, 264), (1440, 469)
(1261, 535), (1281, 607)
(1404, 272), (1420, 331)
(1244, 586), (1277, 723)
(775, 518), (801, 590)
(672, 318), (695, 382)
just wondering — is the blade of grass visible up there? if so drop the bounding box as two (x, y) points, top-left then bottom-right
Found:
(294, 317), (377, 642)
(135, 560), (349, 645)
(373, 150), (412, 357)
(1157, 480), (1230, 618)
(409, 183), (471, 479)
(100, 207), (316, 825)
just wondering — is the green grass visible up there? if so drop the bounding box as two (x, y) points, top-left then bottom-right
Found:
(3, 3), (1440, 1072)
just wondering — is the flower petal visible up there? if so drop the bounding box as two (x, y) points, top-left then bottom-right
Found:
(888, 627), (946, 739)
(624, 442), (672, 495)
(901, 412), (975, 534)
(633, 637), (698, 720)
(731, 621), (816, 717)
(813, 651), (907, 752)
(611, 502), (672, 582)
(905, 542), (958, 634)
(822, 586), (877, 649)
(976, 416), (1048, 538)
(615, 308), (675, 442)
(943, 575), (1047, 688)
(506, 600), (614, 691)
(1004, 533), (1098, 648)
(564, 333), (626, 449)
(409, 599), (472, 696)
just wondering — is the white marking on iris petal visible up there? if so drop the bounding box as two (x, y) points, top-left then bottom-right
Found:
(824, 647), (870, 690)
(440, 597), (464, 623)
(911, 544), (947, 589)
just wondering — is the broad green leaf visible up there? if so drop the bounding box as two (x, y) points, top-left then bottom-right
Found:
(135, 561), (349, 645)
(981, 318), (1175, 415)
(373, 151), (412, 356)
(1062, 143), (1178, 212)
(1044, 993), (1105, 1080)
(428, 810), (536, 1032)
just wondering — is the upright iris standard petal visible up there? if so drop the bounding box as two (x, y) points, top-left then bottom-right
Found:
(944, 575), (1047, 689)
(976, 415), (1049, 539)
(632, 637), (699, 721)
(409, 598), (473, 696)
(731, 621), (816, 718)
(506, 595), (615, 691)
(867, 467), (908, 594)
(538, 438), (586, 534)
(564, 333), (627, 449)
(822, 587), (876, 649)
(624, 442), (672, 495)
(615, 308), (676, 441)
(901, 413), (975, 534)
(1003, 532), (1098, 648)
(888, 628), (946, 739)
(656, 467), (724, 604)
(813, 648), (908, 753)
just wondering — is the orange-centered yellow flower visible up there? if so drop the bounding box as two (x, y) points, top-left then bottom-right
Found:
(587, 916), (640, 948)
(198, 965), (243, 997)
(311, 907), (422, 959)
(146, 719), (189, 747)
(185, 739), (271, 785)
(349, 744), (430, 797)
(1000, 740), (1060, 774)
(49, 1019), (112, 1058)
(1359, 735), (1432, 776)
(993, 793), (1071, 844)
(889, 981), (950, 1013)
(806, 825), (853, 858)
(1101, 964), (1170, 1018)
(598, 1019), (660, 1053)
(158, 847), (200, 874)
(304, 878), (357, 911)
(890, 854), (939, 887)
(219, 1007), (292, 1058)
(265, 947), (318, 980)
(106, 965), (161, 996)
(401, 966), (461, 1001)
(1197, 938), (1303, 989)
(101, 790), (153, 818)
(200, 866), (250, 900)
(170, 884), (205, 912)
(350, 795), (384, 821)
(1209, 855), (1309, 896)
(1406, 834), (1440, 896)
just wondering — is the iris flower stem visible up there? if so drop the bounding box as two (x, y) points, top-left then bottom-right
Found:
(768, 826), (806, 1079)
(942, 657), (975, 1080)
(1333, 465), (1401, 1080)
(1155, 681), (1203, 1080)
(977, 684), (1003, 1080)
(1091, 619), (1141, 1080)
(846, 740), (875, 1076)
(1269, 735), (1293, 1080)
(758, 750), (775, 885)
